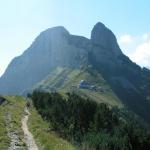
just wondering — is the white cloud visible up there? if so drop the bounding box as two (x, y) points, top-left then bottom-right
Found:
(142, 33), (149, 41)
(119, 34), (133, 44)
(129, 42), (150, 67)
(118, 33), (150, 68)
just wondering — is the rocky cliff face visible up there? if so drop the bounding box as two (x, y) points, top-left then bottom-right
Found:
(0, 22), (150, 125)
(0, 22), (149, 98)
(91, 22), (122, 56)
(0, 26), (90, 94)
(89, 24), (150, 124)
(89, 22), (124, 75)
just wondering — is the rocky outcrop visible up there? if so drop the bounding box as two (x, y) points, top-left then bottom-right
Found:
(0, 22), (149, 99)
(91, 22), (122, 56)
(0, 96), (6, 105)
(0, 26), (90, 94)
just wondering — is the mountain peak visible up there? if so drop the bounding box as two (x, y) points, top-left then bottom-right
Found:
(91, 22), (122, 56)
(45, 26), (69, 34)
(37, 26), (69, 40)
(93, 22), (106, 29)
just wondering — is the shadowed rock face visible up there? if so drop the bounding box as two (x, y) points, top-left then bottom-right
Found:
(0, 26), (90, 94)
(0, 22), (150, 125)
(0, 22), (149, 99)
(91, 22), (122, 56)
(89, 22), (124, 75)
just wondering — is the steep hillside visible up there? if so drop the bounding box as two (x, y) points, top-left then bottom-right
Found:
(0, 22), (150, 126)
(0, 22), (123, 95)
(0, 27), (90, 95)
(30, 67), (123, 108)
(0, 96), (77, 150)
(29, 66), (150, 126)
(29, 91), (150, 150)
(0, 96), (26, 150)
(28, 105), (77, 150)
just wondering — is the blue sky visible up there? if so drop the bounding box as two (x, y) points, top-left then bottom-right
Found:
(0, 0), (150, 76)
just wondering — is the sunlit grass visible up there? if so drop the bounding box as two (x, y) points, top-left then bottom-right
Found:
(0, 96), (26, 150)
(28, 106), (77, 150)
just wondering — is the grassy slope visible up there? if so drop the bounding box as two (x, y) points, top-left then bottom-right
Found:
(28, 105), (77, 150)
(0, 96), (77, 150)
(33, 67), (123, 108)
(0, 96), (26, 150)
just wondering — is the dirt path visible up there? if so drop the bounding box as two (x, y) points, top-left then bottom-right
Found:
(22, 108), (38, 150)
(6, 113), (24, 150)
(5, 105), (26, 150)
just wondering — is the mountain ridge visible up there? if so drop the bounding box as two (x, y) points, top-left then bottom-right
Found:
(0, 22), (150, 126)
(0, 22), (124, 95)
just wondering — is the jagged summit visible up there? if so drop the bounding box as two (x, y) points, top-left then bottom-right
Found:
(0, 22), (150, 126)
(0, 22), (140, 94)
(92, 22), (106, 30)
(91, 22), (122, 56)
(0, 22), (148, 94)
(31, 26), (70, 49)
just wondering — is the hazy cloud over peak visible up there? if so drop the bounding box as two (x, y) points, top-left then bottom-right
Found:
(118, 33), (150, 68)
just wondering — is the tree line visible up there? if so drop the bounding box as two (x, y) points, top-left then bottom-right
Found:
(28, 91), (150, 150)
